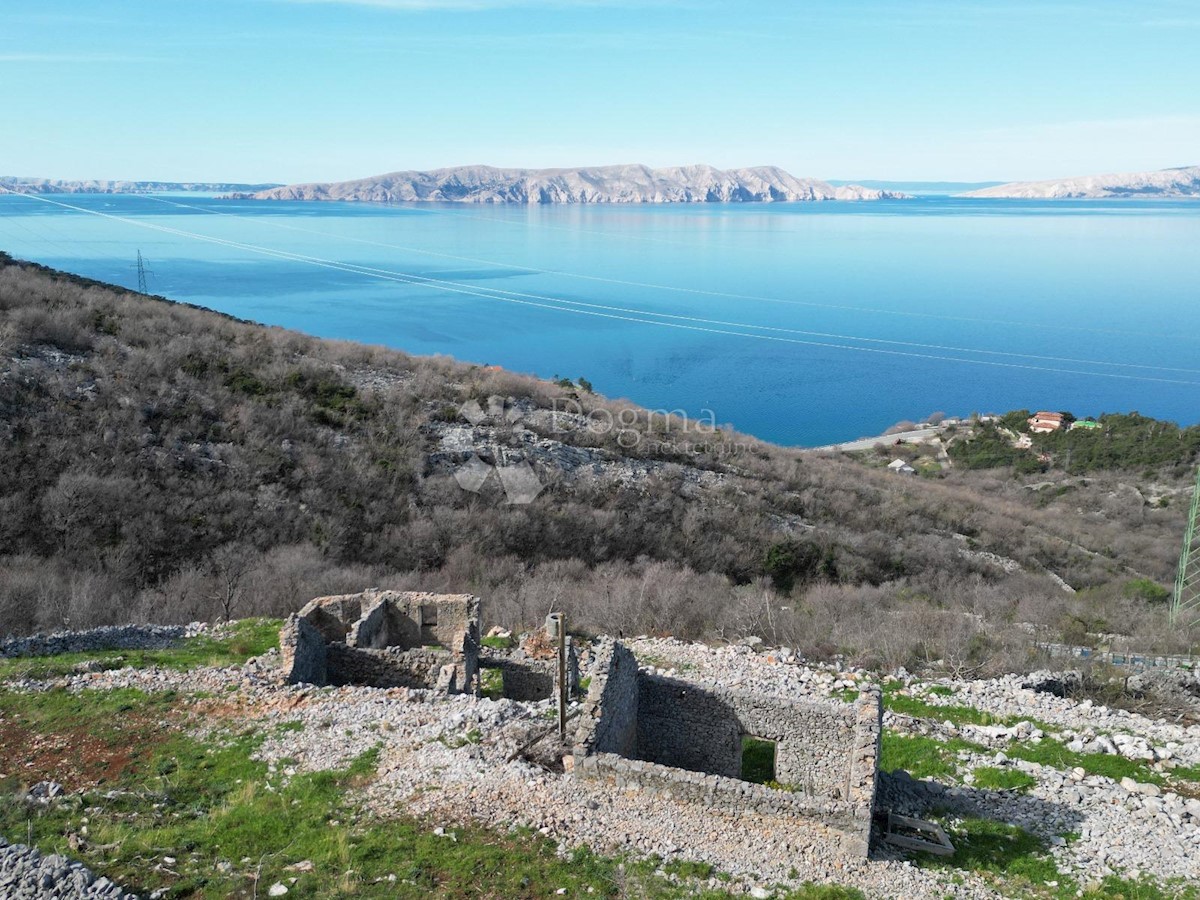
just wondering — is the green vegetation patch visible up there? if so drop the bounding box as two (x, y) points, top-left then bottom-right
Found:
(741, 735), (778, 785)
(0, 618), (280, 682)
(881, 685), (1183, 786)
(879, 731), (984, 780)
(3, 688), (808, 899)
(911, 817), (1196, 900)
(1005, 735), (1165, 786)
(971, 765), (1037, 792)
(949, 411), (1200, 474)
(481, 634), (516, 651)
(479, 667), (505, 700)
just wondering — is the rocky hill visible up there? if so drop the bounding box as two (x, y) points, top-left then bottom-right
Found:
(244, 164), (907, 204)
(0, 177), (282, 195)
(960, 165), (1200, 199)
(0, 252), (1194, 670)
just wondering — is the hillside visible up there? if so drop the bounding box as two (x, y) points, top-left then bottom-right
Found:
(0, 177), (282, 195)
(0, 252), (1195, 668)
(244, 164), (907, 204)
(960, 165), (1200, 199)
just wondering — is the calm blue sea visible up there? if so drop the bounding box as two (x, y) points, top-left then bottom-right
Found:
(1, 192), (1198, 446)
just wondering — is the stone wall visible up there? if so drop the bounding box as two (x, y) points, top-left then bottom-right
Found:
(279, 615), (327, 685)
(636, 675), (741, 777)
(574, 638), (639, 757)
(637, 674), (856, 798)
(0, 623), (206, 659)
(573, 639), (881, 858)
(574, 752), (867, 858)
(325, 644), (454, 689)
(480, 637), (580, 702)
(483, 657), (554, 700)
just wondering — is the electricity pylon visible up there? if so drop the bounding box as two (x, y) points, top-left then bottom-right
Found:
(1170, 465), (1200, 626)
(135, 250), (152, 293)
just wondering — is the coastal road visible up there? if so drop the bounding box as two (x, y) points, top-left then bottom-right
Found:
(805, 427), (943, 453)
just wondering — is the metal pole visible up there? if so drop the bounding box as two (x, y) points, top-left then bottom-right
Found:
(546, 612), (567, 740)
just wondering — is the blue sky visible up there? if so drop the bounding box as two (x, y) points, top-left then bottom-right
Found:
(4, 0), (1198, 183)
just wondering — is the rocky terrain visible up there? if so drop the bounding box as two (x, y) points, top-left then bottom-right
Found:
(960, 165), (1200, 199)
(0, 178), (281, 195)
(2, 622), (1199, 898)
(243, 164), (908, 204)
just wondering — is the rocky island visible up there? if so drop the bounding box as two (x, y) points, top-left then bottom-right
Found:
(960, 165), (1200, 199)
(240, 163), (908, 204)
(0, 177), (282, 195)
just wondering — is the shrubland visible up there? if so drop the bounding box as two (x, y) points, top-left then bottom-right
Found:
(1, 251), (1196, 672)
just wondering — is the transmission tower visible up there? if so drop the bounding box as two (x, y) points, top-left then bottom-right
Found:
(135, 250), (152, 293)
(1170, 465), (1200, 627)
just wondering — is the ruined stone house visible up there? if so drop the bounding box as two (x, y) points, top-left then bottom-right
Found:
(279, 593), (881, 858)
(279, 590), (481, 692)
(570, 639), (882, 858)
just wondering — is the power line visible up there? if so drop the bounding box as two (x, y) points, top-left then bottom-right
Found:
(5, 187), (1200, 388)
(144, 194), (1200, 345)
(134, 197), (1200, 376)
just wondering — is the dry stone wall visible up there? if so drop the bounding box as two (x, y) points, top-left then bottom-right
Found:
(573, 639), (881, 858)
(574, 638), (639, 757)
(636, 675), (742, 777)
(480, 637), (580, 701)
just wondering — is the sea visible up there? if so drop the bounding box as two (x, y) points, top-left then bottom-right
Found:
(1, 191), (1197, 447)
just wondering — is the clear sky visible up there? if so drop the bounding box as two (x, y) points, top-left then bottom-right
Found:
(4, 0), (1198, 184)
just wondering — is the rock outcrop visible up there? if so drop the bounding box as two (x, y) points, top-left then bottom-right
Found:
(244, 164), (907, 204)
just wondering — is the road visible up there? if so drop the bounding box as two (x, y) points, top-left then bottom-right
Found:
(805, 427), (943, 453)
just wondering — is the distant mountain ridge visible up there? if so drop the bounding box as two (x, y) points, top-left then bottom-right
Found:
(0, 177), (282, 195)
(244, 164), (908, 204)
(960, 165), (1200, 199)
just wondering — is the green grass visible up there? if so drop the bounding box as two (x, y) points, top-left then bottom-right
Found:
(479, 668), (504, 700)
(883, 690), (1010, 727)
(879, 731), (985, 780)
(6, 687), (881, 898)
(882, 684), (1199, 788)
(910, 817), (1197, 900)
(778, 886), (866, 900)
(1004, 735), (1165, 785)
(741, 735), (777, 785)
(971, 765), (1037, 792)
(480, 634), (516, 651)
(0, 618), (281, 681)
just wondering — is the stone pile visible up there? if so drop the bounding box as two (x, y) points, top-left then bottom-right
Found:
(0, 836), (139, 899)
(909, 671), (1200, 768)
(0, 623), (207, 659)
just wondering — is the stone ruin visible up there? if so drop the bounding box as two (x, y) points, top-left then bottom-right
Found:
(279, 593), (881, 857)
(279, 590), (481, 693)
(478, 629), (580, 701)
(570, 639), (882, 858)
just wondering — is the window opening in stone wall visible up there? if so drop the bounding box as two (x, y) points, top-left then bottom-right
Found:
(420, 604), (440, 646)
(740, 735), (777, 784)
